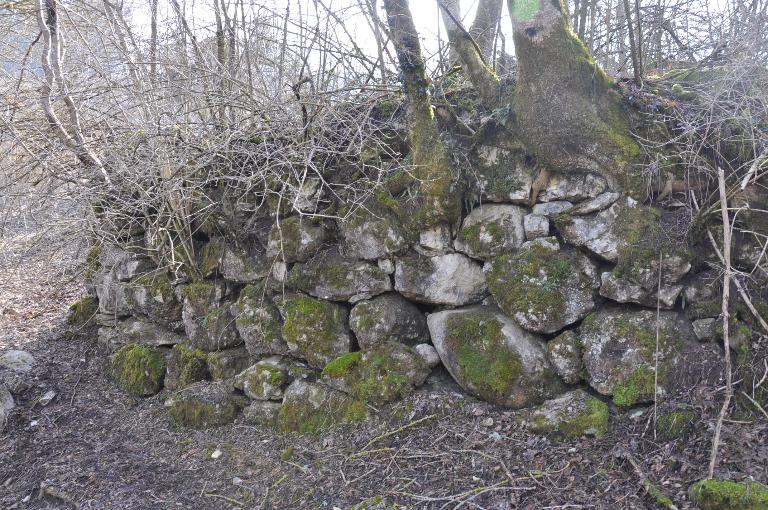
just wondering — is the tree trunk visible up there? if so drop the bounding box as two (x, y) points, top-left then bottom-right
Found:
(438, 0), (502, 108)
(469, 0), (504, 62)
(507, 0), (642, 196)
(383, 0), (460, 229)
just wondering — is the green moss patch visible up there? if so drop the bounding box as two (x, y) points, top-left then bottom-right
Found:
(558, 398), (609, 438)
(111, 344), (166, 396)
(613, 365), (656, 407)
(170, 344), (209, 390)
(67, 296), (98, 329)
(276, 382), (367, 434)
(689, 479), (768, 510)
(444, 312), (521, 405)
(656, 409), (695, 440)
(280, 295), (349, 368)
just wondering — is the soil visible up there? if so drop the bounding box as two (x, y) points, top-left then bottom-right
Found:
(1, 208), (766, 510)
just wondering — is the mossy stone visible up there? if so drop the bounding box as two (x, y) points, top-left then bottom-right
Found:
(111, 344), (166, 396)
(276, 380), (367, 434)
(689, 479), (768, 510)
(278, 295), (351, 369)
(67, 296), (98, 329)
(166, 343), (209, 391)
(167, 381), (245, 429)
(529, 391), (609, 439)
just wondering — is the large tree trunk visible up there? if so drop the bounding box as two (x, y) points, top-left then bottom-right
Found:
(383, 0), (460, 229)
(469, 0), (504, 62)
(508, 0), (642, 196)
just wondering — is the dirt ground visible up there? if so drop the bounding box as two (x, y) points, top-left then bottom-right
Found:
(1, 208), (766, 510)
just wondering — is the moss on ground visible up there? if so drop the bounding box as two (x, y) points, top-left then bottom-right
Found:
(444, 311), (521, 405)
(559, 398), (609, 438)
(689, 479), (768, 510)
(111, 344), (166, 396)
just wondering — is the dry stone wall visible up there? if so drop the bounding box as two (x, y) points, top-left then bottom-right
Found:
(83, 145), (732, 435)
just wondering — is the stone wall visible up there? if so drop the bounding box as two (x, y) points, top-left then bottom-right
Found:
(80, 143), (740, 434)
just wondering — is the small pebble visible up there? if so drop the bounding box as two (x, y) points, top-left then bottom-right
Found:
(210, 448), (222, 459)
(481, 417), (494, 427)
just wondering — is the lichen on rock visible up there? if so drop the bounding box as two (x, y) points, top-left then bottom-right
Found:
(349, 293), (429, 349)
(276, 379), (367, 433)
(165, 343), (209, 391)
(527, 389), (609, 438)
(454, 204), (526, 259)
(166, 381), (246, 429)
(233, 286), (287, 356)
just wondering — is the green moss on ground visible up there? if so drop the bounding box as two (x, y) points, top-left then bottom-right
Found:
(112, 344), (166, 396)
(444, 312), (521, 405)
(689, 479), (768, 510)
(559, 398), (609, 438)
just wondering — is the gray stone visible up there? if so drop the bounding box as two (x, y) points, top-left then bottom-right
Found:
(537, 172), (608, 203)
(183, 301), (242, 352)
(693, 318), (717, 341)
(546, 331), (583, 385)
(599, 271), (683, 309)
(166, 381), (247, 429)
(267, 216), (329, 263)
(0, 385), (12, 432)
(337, 205), (407, 260)
(526, 389), (608, 438)
(581, 308), (722, 406)
(234, 356), (303, 401)
(427, 306), (565, 408)
(395, 252), (487, 306)
(454, 204), (526, 259)
(276, 380), (367, 432)
(96, 318), (185, 352)
(276, 294), (352, 369)
(206, 346), (251, 381)
(414, 343), (441, 368)
(0, 350), (35, 372)
(287, 248), (392, 303)
(349, 293), (428, 349)
(322, 342), (431, 403)
(242, 401), (282, 427)
(113, 257), (155, 282)
(272, 261), (288, 282)
(532, 201), (573, 217)
(471, 146), (533, 204)
(233, 288), (287, 356)
(164, 344), (210, 391)
(486, 243), (599, 334)
(94, 271), (133, 317)
(418, 223), (453, 254)
(220, 243), (271, 282)
(377, 259), (395, 274)
(571, 192), (621, 215)
(523, 214), (549, 240)
(520, 236), (560, 252)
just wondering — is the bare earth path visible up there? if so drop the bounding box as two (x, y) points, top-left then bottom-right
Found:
(1, 213), (766, 509)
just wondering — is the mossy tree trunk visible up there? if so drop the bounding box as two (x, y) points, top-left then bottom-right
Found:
(382, 0), (460, 229)
(507, 0), (642, 196)
(439, 0), (503, 108)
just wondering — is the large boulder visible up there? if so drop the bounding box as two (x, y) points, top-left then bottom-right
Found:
(428, 306), (565, 408)
(111, 344), (166, 396)
(581, 308), (722, 406)
(486, 240), (599, 334)
(394, 252), (487, 306)
(233, 286), (288, 356)
(266, 216), (328, 263)
(454, 204), (526, 259)
(286, 248), (392, 302)
(320, 342), (430, 404)
(166, 381), (247, 429)
(337, 202), (408, 260)
(276, 380), (367, 433)
(349, 293), (429, 349)
(276, 294), (352, 369)
(526, 389), (609, 438)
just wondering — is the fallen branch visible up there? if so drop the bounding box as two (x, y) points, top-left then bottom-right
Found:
(360, 414), (436, 451)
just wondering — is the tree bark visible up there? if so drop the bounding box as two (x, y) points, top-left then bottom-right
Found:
(507, 0), (642, 195)
(383, 0), (460, 229)
(469, 0), (504, 62)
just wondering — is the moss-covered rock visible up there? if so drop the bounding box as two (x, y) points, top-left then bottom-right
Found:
(165, 343), (209, 391)
(468, 145), (533, 205)
(276, 294), (351, 369)
(111, 344), (166, 396)
(546, 330), (584, 385)
(321, 342), (430, 404)
(67, 296), (98, 329)
(286, 248), (392, 303)
(127, 273), (183, 323)
(427, 306), (564, 408)
(276, 380), (367, 433)
(538, 171), (608, 203)
(689, 479), (768, 510)
(337, 201), (408, 260)
(182, 301), (242, 352)
(234, 356), (305, 401)
(486, 240), (598, 334)
(206, 346), (251, 381)
(166, 381), (246, 429)
(266, 216), (328, 263)
(580, 308), (721, 406)
(528, 390), (609, 438)
(454, 204), (526, 259)
(233, 287), (287, 356)
(349, 293), (428, 349)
